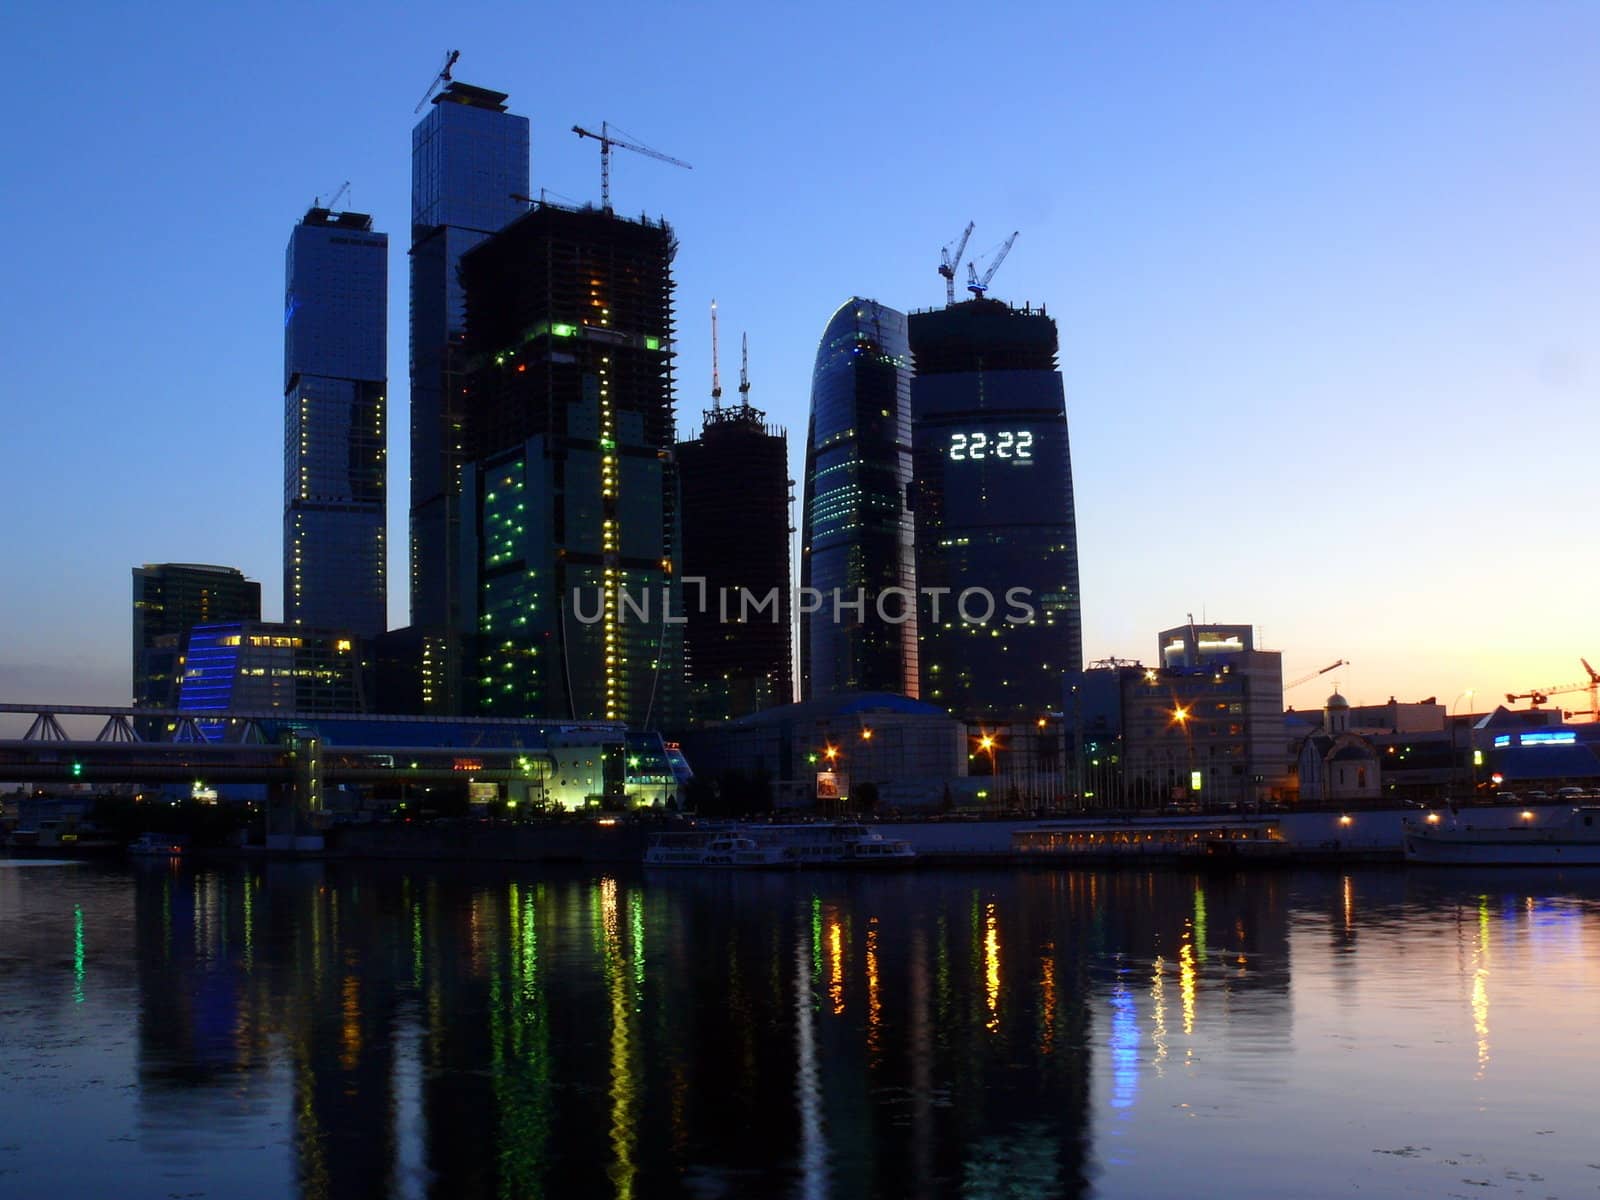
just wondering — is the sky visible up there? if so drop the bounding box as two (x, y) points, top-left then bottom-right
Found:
(2, 1), (1597, 716)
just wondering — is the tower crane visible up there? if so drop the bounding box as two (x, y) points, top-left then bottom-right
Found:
(1285, 659), (1347, 690)
(414, 50), (460, 113)
(966, 231), (1019, 298)
(939, 221), (974, 306)
(316, 180), (350, 211)
(1507, 660), (1600, 718)
(709, 299), (722, 411)
(571, 122), (691, 212)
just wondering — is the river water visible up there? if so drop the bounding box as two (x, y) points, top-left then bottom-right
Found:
(0, 860), (1596, 1199)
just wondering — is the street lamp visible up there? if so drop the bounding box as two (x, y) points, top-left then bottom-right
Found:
(1170, 705), (1197, 808)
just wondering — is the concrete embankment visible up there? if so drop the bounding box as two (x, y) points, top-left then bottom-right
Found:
(312, 806), (1568, 867)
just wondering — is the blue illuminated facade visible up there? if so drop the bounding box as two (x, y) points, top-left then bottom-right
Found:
(283, 207), (388, 638)
(910, 299), (1083, 718)
(408, 81), (530, 652)
(178, 622), (365, 715)
(800, 299), (917, 700)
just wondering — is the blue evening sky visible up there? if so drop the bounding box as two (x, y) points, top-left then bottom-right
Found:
(3, 1), (1597, 713)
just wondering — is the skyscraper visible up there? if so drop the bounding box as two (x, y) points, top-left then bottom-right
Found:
(676, 343), (793, 722)
(800, 299), (917, 700)
(909, 298), (1083, 718)
(283, 205), (388, 637)
(454, 203), (683, 728)
(408, 81), (530, 661)
(132, 564), (261, 710)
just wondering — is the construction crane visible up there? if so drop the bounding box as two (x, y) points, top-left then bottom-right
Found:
(316, 180), (350, 211)
(1285, 659), (1347, 690)
(571, 121), (691, 212)
(966, 231), (1019, 298)
(414, 50), (460, 113)
(939, 221), (975, 306)
(709, 299), (722, 410)
(1507, 660), (1600, 717)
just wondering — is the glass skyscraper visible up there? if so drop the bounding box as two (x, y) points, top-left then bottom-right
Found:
(283, 206), (388, 638)
(909, 299), (1083, 719)
(800, 299), (917, 700)
(132, 563), (261, 710)
(408, 82), (530, 655)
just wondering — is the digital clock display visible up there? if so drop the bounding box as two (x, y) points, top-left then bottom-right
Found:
(949, 430), (1033, 461)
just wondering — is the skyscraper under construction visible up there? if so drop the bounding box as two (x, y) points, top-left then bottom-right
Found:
(454, 202), (683, 729)
(676, 321), (793, 722)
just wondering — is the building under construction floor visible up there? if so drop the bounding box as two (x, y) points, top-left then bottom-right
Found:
(677, 393), (793, 723)
(454, 202), (683, 730)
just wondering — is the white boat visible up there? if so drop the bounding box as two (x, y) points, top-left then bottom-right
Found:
(644, 823), (916, 868)
(1404, 806), (1600, 865)
(127, 833), (186, 857)
(644, 831), (791, 868)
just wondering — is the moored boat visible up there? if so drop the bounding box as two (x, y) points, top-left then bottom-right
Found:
(644, 822), (916, 868)
(1404, 806), (1600, 865)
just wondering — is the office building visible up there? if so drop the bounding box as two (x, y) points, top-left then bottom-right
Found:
(177, 621), (366, 714)
(1065, 630), (1290, 809)
(132, 564), (261, 710)
(454, 203), (683, 728)
(283, 205), (388, 637)
(676, 350), (792, 722)
(408, 81), (531, 671)
(910, 298), (1082, 718)
(800, 298), (916, 699)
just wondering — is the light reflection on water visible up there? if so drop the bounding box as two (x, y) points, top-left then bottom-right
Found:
(2, 863), (1600, 1197)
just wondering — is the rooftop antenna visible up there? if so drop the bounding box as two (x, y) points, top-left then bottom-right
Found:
(415, 50), (460, 113)
(739, 332), (751, 407)
(939, 221), (975, 306)
(709, 299), (722, 410)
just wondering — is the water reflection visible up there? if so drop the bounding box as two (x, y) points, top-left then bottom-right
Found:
(6, 865), (1600, 1198)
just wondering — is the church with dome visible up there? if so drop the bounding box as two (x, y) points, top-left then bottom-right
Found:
(1295, 692), (1382, 804)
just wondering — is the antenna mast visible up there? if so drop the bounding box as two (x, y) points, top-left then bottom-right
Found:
(739, 332), (750, 407)
(710, 300), (722, 410)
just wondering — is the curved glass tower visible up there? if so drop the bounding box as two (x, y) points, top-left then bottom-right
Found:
(800, 299), (917, 699)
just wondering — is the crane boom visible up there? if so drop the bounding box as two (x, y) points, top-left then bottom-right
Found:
(414, 50), (460, 113)
(1285, 659), (1347, 689)
(939, 221), (975, 306)
(966, 231), (1019, 297)
(572, 121), (692, 211)
(318, 180), (351, 211)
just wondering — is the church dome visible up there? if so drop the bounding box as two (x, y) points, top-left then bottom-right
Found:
(1325, 692), (1349, 710)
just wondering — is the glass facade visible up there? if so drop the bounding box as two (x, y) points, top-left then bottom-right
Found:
(283, 208), (387, 638)
(408, 83), (530, 645)
(131, 564), (260, 710)
(178, 622), (366, 717)
(910, 300), (1083, 719)
(800, 299), (917, 699)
